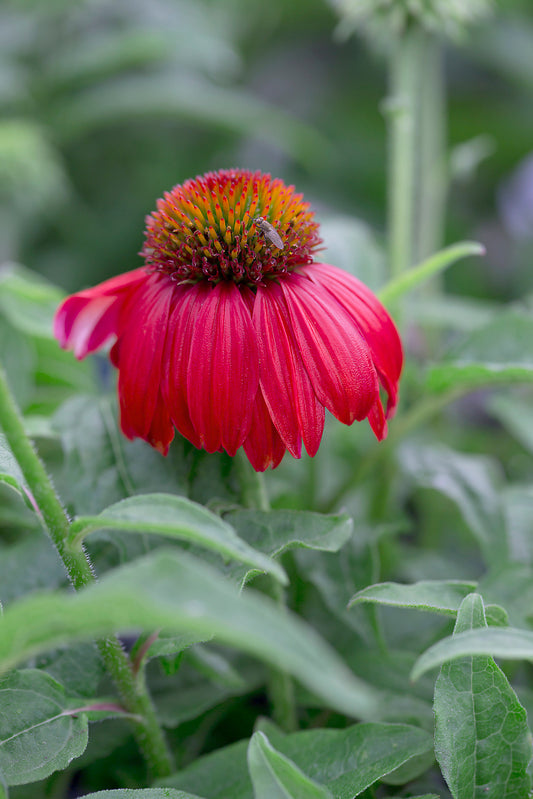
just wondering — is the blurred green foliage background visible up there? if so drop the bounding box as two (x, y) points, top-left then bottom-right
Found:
(2, 0), (533, 302)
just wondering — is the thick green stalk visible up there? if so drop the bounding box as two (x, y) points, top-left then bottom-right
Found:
(387, 24), (426, 279)
(0, 365), (173, 779)
(414, 34), (447, 264)
(237, 453), (297, 731)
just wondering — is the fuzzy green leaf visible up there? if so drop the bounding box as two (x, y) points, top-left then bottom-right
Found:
(0, 670), (88, 786)
(433, 594), (531, 799)
(162, 723), (433, 799)
(69, 494), (287, 585)
(222, 509), (352, 586)
(349, 579), (478, 615)
(0, 550), (381, 720)
(413, 625), (533, 680)
(248, 732), (333, 799)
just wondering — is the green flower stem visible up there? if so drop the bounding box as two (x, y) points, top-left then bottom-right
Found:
(0, 365), (173, 779)
(263, 576), (298, 732)
(415, 34), (447, 264)
(386, 23), (426, 280)
(236, 453), (297, 731)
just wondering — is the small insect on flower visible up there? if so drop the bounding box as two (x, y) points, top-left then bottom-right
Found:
(254, 216), (284, 250)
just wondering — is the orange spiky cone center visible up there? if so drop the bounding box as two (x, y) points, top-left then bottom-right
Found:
(141, 168), (321, 286)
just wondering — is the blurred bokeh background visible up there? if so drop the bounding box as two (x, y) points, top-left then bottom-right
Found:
(2, 0), (533, 301)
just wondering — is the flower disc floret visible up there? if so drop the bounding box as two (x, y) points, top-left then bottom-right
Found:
(142, 169), (321, 286)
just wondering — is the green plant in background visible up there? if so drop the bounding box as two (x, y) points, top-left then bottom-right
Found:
(2, 0), (533, 798)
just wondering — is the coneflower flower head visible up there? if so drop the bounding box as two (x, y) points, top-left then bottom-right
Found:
(54, 169), (403, 471)
(142, 170), (321, 285)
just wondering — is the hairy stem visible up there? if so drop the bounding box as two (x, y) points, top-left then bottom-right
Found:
(0, 365), (173, 779)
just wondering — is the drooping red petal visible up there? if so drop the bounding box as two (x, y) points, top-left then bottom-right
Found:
(161, 283), (203, 449)
(243, 388), (286, 472)
(254, 281), (325, 458)
(146, 389), (175, 455)
(367, 395), (387, 441)
(305, 263), (403, 416)
(54, 268), (147, 357)
(117, 274), (174, 442)
(186, 282), (259, 456)
(280, 272), (378, 426)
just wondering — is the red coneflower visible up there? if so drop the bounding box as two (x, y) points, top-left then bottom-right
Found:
(54, 169), (402, 471)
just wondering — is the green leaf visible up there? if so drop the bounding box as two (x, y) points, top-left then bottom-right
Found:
(223, 509), (352, 586)
(349, 579), (478, 615)
(80, 791), (205, 798)
(413, 625), (533, 680)
(159, 740), (250, 799)
(52, 396), (190, 515)
(433, 594), (531, 799)
(254, 723), (433, 799)
(248, 732), (333, 799)
(69, 494), (287, 586)
(0, 669), (88, 786)
(0, 434), (30, 500)
(294, 527), (402, 644)
(378, 241), (485, 306)
(162, 723), (433, 799)
(0, 550), (381, 720)
(150, 651), (263, 728)
(0, 535), (65, 606)
(0, 264), (64, 339)
(479, 564), (533, 628)
(489, 395), (533, 457)
(401, 444), (507, 567)
(51, 395), (240, 516)
(35, 643), (104, 698)
(427, 311), (533, 394)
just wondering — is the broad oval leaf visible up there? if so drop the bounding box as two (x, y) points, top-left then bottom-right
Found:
(223, 509), (352, 587)
(434, 594), (531, 799)
(69, 494), (287, 585)
(0, 669), (88, 786)
(248, 732), (333, 799)
(256, 722), (433, 799)
(0, 550), (381, 721)
(349, 579), (478, 615)
(161, 722), (433, 799)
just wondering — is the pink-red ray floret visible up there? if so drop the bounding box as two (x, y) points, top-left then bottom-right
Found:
(53, 268), (147, 358)
(254, 279), (324, 458)
(116, 273), (174, 443)
(306, 263), (403, 416)
(243, 388), (286, 472)
(186, 281), (259, 455)
(280, 272), (379, 426)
